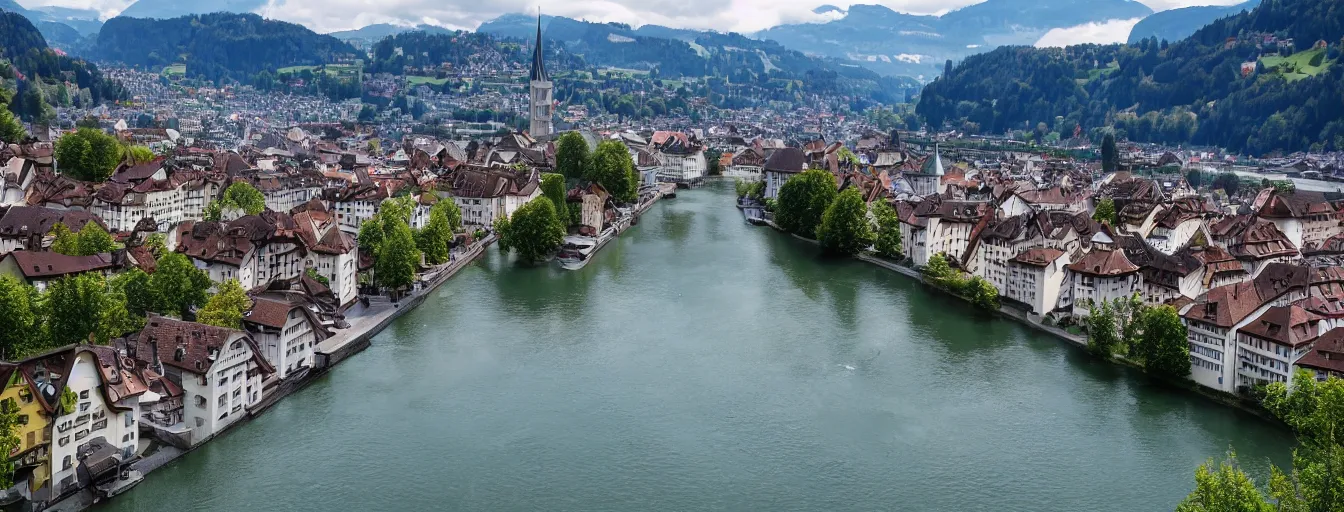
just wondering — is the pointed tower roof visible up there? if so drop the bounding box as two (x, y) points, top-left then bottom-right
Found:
(530, 13), (549, 82)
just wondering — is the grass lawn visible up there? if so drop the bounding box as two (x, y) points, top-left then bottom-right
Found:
(407, 75), (449, 86)
(1260, 47), (1332, 82)
(1085, 63), (1119, 82)
(277, 65), (318, 74)
(161, 64), (186, 76)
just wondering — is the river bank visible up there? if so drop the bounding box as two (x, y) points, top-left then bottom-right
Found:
(751, 202), (1285, 426)
(49, 237), (493, 512)
(101, 183), (1294, 512)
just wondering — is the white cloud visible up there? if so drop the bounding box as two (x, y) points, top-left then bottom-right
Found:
(16, 0), (1258, 33)
(1034, 17), (1144, 48)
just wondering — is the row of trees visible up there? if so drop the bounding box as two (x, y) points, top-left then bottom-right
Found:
(1084, 294), (1192, 379)
(0, 246), (214, 359)
(1180, 371), (1344, 511)
(556, 132), (641, 204)
(773, 169), (905, 260)
(922, 254), (1001, 311)
(50, 222), (118, 257)
(359, 196), (451, 291)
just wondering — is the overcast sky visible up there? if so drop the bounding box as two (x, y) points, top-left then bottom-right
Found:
(21, 0), (1247, 38)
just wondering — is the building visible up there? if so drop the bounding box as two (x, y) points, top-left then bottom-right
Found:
(650, 131), (707, 184)
(443, 167), (541, 227)
(0, 363), (54, 500)
(903, 146), (945, 198)
(761, 147), (805, 200)
(128, 316), (276, 446)
(1005, 247), (1070, 316)
(1181, 263), (1312, 393)
(1236, 305), (1321, 388)
(1296, 327), (1344, 381)
(0, 251), (116, 292)
(242, 296), (330, 380)
(1065, 233), (1143, 318)
(293, 201), (359, 306)
(0, 207), (106, 255)
(41, 346), (147, 498)
(528, 15), (553, 138)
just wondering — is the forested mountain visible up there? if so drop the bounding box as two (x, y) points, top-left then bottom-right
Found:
(916, 0), (1344, 155)
(2, 10), (124, 123)
(1126, 0), (1258, 44)
(365, 31), (585, 75)
(116, 0), (265, 20)
(0, 0), (94, 49)
(754, 0), (1153, 77)
(92, 13), (360, 83)
(328, 23), (454, 42)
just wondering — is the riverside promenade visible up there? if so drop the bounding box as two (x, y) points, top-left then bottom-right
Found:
(46, 236), (493, 512)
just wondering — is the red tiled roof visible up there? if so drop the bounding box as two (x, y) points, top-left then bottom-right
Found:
(1296, 328), (1344, 375)
(1067, 249), (1139, 276)
(1241, 305), (1321, 347)
(1011, 247), (1066, 267)
(4, 251), (115, 279)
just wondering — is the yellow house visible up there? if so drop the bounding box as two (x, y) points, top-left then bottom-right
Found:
(1, 362), (54, 497)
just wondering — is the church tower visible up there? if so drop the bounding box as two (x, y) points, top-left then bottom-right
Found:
(528, 13), (554, 137)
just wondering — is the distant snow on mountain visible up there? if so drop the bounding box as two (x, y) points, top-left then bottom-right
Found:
(1035, 17), (1146, 47)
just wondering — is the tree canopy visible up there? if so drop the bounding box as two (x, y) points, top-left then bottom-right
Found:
(416, 199), (458, 266)
(1135, 305), (1192, 378)
(375, 207), (421, 290)
(872, 200), (903, 259)
(776, 169), (838, 238)
(556, 131), (590, 181)
(153, 251), (212, 318)
(586, 140), (640, 203)
(207, 182), (267, 220)
(197, 279), (253, 329)
(541, 173), (571, 227)
(816, 187), (873, 256)
(55, 128), (122, 182)
(497, 197), (565, 264)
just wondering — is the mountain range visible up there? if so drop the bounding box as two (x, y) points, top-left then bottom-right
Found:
(1126, 0), (1259, 44)
(0, 0), (102, 48)
(916, 0), (1344, 155)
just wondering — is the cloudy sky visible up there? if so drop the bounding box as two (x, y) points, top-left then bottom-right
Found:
(21, 0), (1246, 39)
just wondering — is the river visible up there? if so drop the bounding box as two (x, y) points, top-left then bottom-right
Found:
(103, 182), (1294, 511)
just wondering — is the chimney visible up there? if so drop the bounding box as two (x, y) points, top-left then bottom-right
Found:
(149, 336), (163, 375)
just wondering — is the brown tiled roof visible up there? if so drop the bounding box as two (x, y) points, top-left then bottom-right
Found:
(1255, 189), (1339, 219)
(1241, 305), (1321, 347)
(1296, 328), (1344, 375)
(1011, 247), (1066, 267)
(243, 297), (292, 329)
(129, 315), (275, 376)
(1068, 248), (1140, 276)
(4, 251), (115, 279)
(83, 344), (149, 407)
(762, 147), (805, 173)
(1230, 220), (1298, 261)
(0, 206), (106, 238)
(1185, 263), (1313, 327)
(109, 160), (164, 184)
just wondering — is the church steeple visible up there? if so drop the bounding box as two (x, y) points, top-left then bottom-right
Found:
(530, 12), (548, 82)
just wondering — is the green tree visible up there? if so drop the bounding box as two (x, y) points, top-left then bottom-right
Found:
(556, 131), (590, 180)
(98, 287), (139, 344)
(144, 233), (168, 258)
(1134, 305), (1191, 378)
(46, 273), (108, 345)
(125, 145), (156, 164)
(49, 222), (79, 255)
(357, 213), (386, 255)
(416, 201), (455, 266)
(153, 251), (211, 318)
(197, 279), (253, 329)
(1176, 452), (1273, 512)
(0, 277), (39, 360)
(0, 398), (20, 489)
(817, 188), (873, 256)
(1267, 443), (1344, 512)
(499, 198), (565, 264)
(111, 268), (159, 318)
(922, 253), (966, 291)
(220, 182), (267, 216)
(0, 100), (24, 144)
(1213, 173), (1241, 196)
(376, 213), (420, 290)
(1101, 132), (1119, 174)
(75, 221), (117, 256)
(776, 169), (838, 238)
(588, 140), (639, 203)
(1093, 197), (1117, 226)
(1263, 371), (1344, 446)
(1086, 299), (1122, 358)
(305, 267), (330, 286)
(541, 173), (570, 226)
(872, 201), (903, 259)
(54, 128), (122, 182)
(966, 276), (1000, 311)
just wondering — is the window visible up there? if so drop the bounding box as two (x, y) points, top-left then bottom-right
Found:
(79, 390), (89, 399)
(62, 455), (72, 470)
(79, 402), (90, 412)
